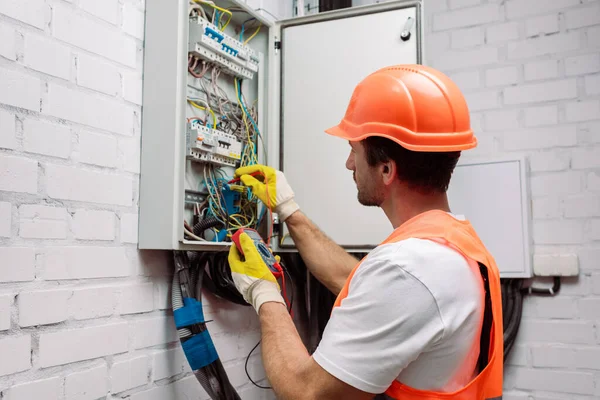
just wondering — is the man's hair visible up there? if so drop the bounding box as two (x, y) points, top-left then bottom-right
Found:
(362, 136), (460, 194)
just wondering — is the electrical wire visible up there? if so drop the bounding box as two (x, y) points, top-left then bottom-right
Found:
(189, 3), (207, 18)
(193, 0), (232, 30)
(184, 226), (207, 241)
(185, 28), (263, 239)
(244, 25), (261, 45)
(188, 99), (217, 127)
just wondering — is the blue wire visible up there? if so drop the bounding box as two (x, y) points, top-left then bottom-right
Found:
(236, 78), (261, 141)
(239, 18), (256, 42)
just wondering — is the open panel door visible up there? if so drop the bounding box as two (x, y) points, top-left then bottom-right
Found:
(276, 1), (423, 249)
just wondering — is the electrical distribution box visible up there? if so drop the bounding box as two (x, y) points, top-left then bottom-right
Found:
(139, 0), (424, 251)
(139, 0), (532, 278)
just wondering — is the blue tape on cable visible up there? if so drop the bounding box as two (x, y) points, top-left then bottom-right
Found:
(182, 330), (219, 370)
(173, 297), (206, 329)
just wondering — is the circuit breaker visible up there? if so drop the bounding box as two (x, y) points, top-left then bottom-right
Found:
(139, 0), (424, 251)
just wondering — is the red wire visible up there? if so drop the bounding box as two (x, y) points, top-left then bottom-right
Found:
(258, 171), (274, 246)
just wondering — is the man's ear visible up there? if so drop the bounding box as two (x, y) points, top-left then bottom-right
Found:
(382, 160), (395, 186)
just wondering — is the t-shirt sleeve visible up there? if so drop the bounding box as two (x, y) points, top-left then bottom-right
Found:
(312, 245), (446, 394)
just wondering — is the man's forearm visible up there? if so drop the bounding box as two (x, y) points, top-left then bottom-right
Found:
(285, 211), (358, 295)
(259, 302), (312, 400)
(259, 302), (376, 400)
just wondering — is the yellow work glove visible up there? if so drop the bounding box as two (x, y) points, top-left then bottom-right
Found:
(228, 233), (285, 313)
(235, 165), (300, 222)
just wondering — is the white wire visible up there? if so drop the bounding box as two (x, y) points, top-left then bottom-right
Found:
(189, 4), (207, 18)
(184, 227), (207, 241)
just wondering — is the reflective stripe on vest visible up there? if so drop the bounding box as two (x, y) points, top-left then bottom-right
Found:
(332, 210), (504, 400)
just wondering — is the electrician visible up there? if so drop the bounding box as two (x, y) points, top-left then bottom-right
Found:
(228, 65), (503, 400)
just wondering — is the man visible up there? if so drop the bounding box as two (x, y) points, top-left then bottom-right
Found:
(228, 65), (503, 400)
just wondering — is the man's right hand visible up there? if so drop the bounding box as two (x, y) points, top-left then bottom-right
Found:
(235, 165), (300, 222)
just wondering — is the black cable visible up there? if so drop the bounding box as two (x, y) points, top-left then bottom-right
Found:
(503, 279), (523, 362)
(203, 252), (249, 306)
(174, 251), (241, 400)
(244, 341), (270, 389)
(245, 263), (295, 390)
(193, 216), (223, 237)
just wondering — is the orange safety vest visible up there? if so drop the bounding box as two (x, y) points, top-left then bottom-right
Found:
(333, 210), (503, 400)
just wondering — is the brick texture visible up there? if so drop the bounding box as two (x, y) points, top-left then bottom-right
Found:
(0, 0), (280, 397)
(18, 289), (70, 327)
(2, 377), (61, 400)
(23, 119), (72, 159)
(39, 323), (128, 367)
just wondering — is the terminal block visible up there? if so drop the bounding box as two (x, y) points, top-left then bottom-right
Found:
(189, 17), (259, 80)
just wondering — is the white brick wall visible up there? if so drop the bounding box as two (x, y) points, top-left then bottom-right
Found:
(77, 130), (119, 167)
(422, 0), (600, 397)
(69, 286), (118, 320)
(46, 164), (133, 206)
(119, 282), (154, 314)
(0, 201), (12, 237)
(0, 24), (16, 60)
(2, 377), (62, 400)
(39, 323), (128, 367)
(23, 119), (72, 159)
(523, 59), (559, 81)
(525, 14), (559, 38)
(18, 289), (70, 327)
(0, 248), (35, 282)
(19, 204), (68, 239)
(131, 316), (178, 349)
(76, 54), (121, 96)
(0, 336), (31, 377)
(72, 209), (116, 240)
(0, 109), (17, 150)
(0, 68), (41, 112)
(0, 0), (276, 397)
(0, 295), (12, 331)
(65, 363), (108, 400)
(0, 155), (38, 194)
(110, 355), (149, 393)
(41, 246), (130, 280)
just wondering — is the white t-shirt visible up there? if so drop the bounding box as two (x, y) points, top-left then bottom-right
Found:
(312, 236), (484, 394)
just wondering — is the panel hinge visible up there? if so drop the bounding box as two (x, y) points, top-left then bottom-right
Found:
(274, 40), (282, 54)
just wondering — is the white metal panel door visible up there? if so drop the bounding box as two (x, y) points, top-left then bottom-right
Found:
(280, 2), (421, 248)
(447, 158), (533, 278)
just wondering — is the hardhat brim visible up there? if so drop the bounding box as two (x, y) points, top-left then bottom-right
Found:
(325, 123), (478, 152)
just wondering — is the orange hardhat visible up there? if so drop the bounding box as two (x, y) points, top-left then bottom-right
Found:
(325, 65), (477, 152)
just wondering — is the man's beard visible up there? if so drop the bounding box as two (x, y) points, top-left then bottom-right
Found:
(357, 189), (383, 207)
(356, 177), (383, 206)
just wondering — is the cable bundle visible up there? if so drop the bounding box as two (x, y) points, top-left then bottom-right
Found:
(172, 251), (241, 400)
(174, 250), (295, 391)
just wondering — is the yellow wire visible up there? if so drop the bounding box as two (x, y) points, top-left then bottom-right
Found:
(188, 100), (217, 127)
(193, 0), (232, 31)
(244, 25), (261, 45)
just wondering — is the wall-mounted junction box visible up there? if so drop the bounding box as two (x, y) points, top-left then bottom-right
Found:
(139, 0), (533, 278)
